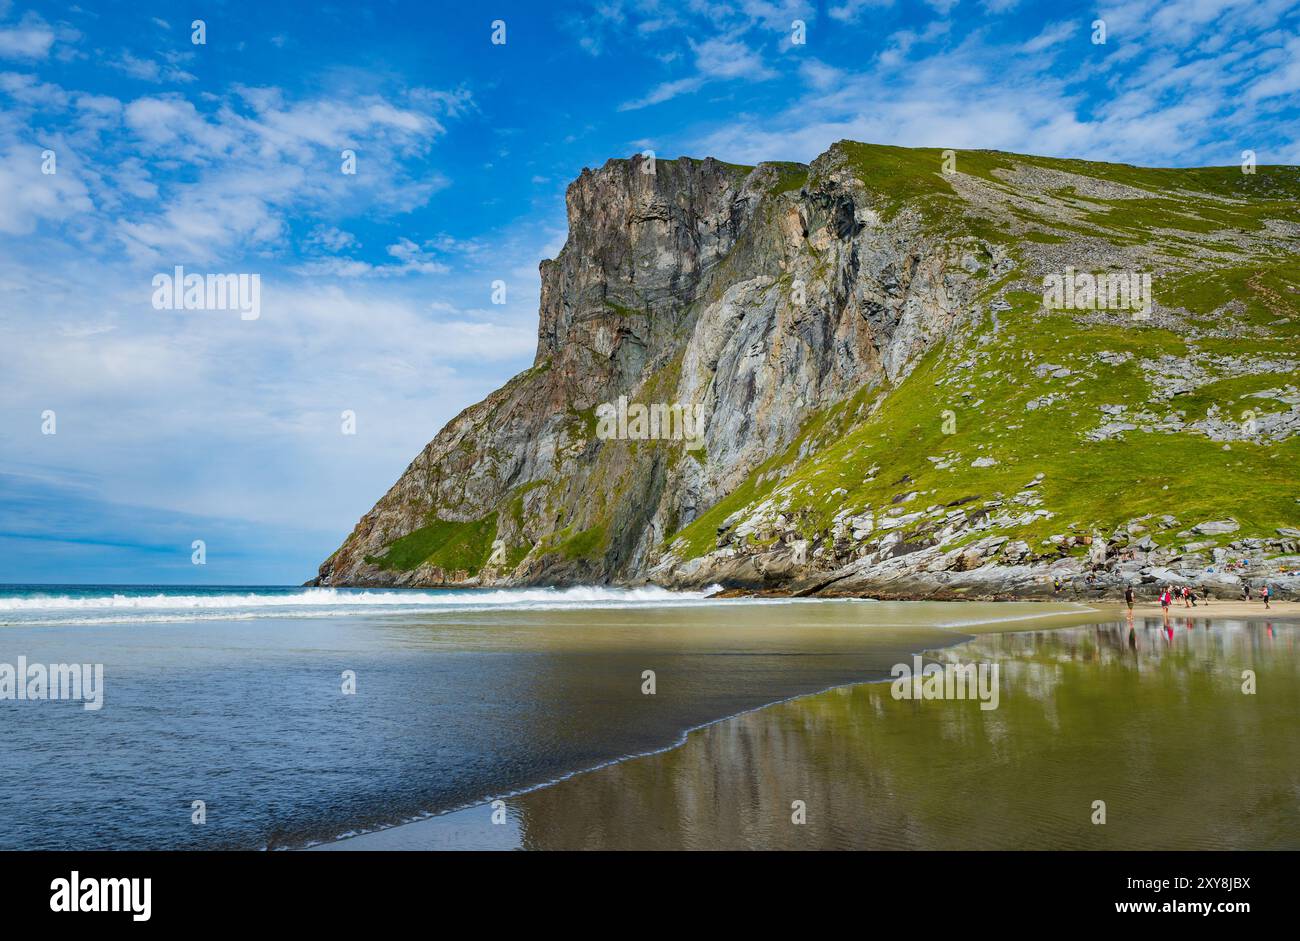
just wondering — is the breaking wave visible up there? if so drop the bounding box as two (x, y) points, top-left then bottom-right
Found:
(0, 584), (813, 625)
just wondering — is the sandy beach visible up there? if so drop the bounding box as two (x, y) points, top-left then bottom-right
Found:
(317, 602), (1299, 850)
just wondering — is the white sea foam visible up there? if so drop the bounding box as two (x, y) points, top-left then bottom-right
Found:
(0, 585), (725, 612)
(0, 584), (843, 625)
(0, 586), (1088, 628)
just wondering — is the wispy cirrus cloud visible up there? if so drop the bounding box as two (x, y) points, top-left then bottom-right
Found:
(1021, 20), (1077, 54)
(25, 80), (467, 265)
(620, 34), (779, 110)
(687, 0), (1300, 168)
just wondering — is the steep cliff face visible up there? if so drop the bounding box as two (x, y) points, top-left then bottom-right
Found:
(315, 141), (1300, 599)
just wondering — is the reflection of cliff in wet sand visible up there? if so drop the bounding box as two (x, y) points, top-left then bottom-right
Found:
(321, 611), (1300, 850)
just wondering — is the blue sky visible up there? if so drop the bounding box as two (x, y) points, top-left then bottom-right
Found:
(1, 0), (1297, 584)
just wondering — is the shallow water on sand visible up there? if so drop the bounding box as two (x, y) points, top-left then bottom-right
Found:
(0, 588), (1089, 849)
(326, 614), (1300, 850)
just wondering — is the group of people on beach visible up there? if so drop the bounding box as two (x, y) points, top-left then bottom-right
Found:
(1117, 582), (1272, 616)
(1242, 581), (1272, 609)
(1156, 584), (1199, 611)
(1054, 575), (1276, 613)
(1151, 582), (1272, 613)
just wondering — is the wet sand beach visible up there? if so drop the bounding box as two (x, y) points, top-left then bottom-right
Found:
(320, 608), (1300, 850)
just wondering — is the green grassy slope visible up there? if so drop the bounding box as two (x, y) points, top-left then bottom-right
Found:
(666, 146), (1300, 568)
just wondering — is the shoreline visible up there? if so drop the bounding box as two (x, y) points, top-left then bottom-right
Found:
(308, 656), (960, 851)
(311, 659), (968, 851)
(311, 601), (1116, 851)
(312, 601), (1299, 851)
(315, 602), (1299, 851)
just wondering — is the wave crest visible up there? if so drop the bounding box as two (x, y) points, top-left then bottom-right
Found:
(0, 584), (728, 617)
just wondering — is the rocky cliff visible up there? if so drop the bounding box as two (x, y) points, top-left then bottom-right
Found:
(314, 141), (1300, 600)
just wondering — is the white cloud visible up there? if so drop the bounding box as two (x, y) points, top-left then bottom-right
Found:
(0, 70), (68, 106)
(303, 225), (357, 253)
(1244, 34), (1300, 102)
(619, 76), (705, 110)
(924, 0), (961, 14)
(878, 20), (951, 68)
(124, 96), (240, 157)
(1020, 21), (1078, 54)
(294, 238), (454, 278)
(0, 14), (55, 60)
(827, 0), (894, 24)
(735, 0), (815, 30)
(695, 36), (775, 80)
(0, 139), (94, 234)
(100, 86), (462, 263)
(799, 59), (843, 90)
(0, 248), (542, 535)
(109, 52), (196, 84)
(620, 34), (775, 110)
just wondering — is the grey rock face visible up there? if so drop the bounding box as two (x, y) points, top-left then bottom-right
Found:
(316, 145), (990, 588)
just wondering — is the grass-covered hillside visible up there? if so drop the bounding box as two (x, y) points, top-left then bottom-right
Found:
(660, 145), (1300, 593)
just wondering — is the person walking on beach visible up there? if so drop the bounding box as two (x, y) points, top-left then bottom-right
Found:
(1124, 583), (1135, 616)
(1242, 580), (1251, 601)
(1261, 584), (1271, 610)
(1160, 586), (1171, 620)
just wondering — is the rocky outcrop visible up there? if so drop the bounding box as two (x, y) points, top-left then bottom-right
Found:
(317, 144), (991, 588)
(314, 141), (1300, 600)
(653, 498), (1300, 602)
